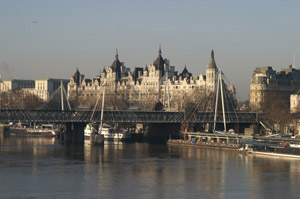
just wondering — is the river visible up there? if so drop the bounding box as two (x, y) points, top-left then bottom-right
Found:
(1, 136), (300, 199)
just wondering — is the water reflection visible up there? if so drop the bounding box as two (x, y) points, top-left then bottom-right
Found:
(1, 137), (300, 198)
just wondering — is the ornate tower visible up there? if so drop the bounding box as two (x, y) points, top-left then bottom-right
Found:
(111, 49), (122, 80)
(206, 50), (218, 92)
(153, 45), (165, 77)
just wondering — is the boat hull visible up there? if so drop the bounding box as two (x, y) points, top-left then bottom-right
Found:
(248, 151), (300, 158)
(102, 133), (133, 141)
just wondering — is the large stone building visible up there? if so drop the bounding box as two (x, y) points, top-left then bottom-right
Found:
(0, 78), (69, 101)
(33, 78), (69, 101)
(250, 65), (300, 111)
(290, 92), (300, 113)
(67, 48), (237, 111)
(0, 79), (35, 92)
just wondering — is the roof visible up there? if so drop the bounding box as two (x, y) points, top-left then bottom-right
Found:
(35, 78), (69, 82)
(110, 50), (122, 79)
(73, 68), (81, 84)
(179, 65), (192, 79)
(153, 46), (165, 75)
(132, 67), (144, 82)
(207, 50), (217, 69)
(3, 79), (35, 83)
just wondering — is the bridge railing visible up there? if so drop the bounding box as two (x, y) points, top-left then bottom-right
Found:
(0, 110), (258, 123)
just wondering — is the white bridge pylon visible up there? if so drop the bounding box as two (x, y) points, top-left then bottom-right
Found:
(213, 70), (227, 132)
(39, 81), (71, 111)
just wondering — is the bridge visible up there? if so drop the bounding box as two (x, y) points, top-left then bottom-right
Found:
(0, 74), (260, 144)
(0, 110), (257, 123)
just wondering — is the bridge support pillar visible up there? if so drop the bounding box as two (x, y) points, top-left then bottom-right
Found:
(62, 123), (85, 145)
(234, 123), (240, 134)
(146, 123), (181, 144)
(63, 123), (73, 144)
(0, 124), (9, 144)
(73, 123), (85, 144)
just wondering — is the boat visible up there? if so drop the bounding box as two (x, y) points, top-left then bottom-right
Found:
(84, 123), (94, 138)
(27, 124), (59, 137)
(99, 125), (133, 141)
(247, 150), (300, 158)
(289, 143), (300, 148)
(10, 124), (59, 137)
(240, 142), (300, 158)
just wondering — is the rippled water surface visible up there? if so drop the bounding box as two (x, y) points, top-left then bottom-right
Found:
(1, 136), (300, 199)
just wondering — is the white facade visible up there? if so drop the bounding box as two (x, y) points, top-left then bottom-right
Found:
(34, 79), (69, 101)
(0, 79), (35, 92)
(0, 78), (69, 101)
(67, 49), (236, 111)
(291, 94), (300, 113)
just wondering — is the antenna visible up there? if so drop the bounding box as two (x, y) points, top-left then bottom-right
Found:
(293, 52), (296, 68)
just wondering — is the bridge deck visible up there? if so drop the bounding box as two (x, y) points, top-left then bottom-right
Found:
(0, 110), (258, 123)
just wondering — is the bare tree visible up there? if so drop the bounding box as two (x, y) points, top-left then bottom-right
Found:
(0, 90), (43, 110)
(261, 93), (291, 133)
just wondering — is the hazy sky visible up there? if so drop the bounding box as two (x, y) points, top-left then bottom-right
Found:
(1, 0), (300, 101)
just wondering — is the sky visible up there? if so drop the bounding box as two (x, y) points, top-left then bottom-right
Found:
(1, 0), (300, 101)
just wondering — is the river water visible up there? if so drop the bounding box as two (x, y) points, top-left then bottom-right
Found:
(1, 137), (300, 199)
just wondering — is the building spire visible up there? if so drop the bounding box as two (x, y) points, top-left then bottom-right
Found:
(207, 50), (217, 69)
(159, 45), (162, 56)
(115, 48), (118, 59)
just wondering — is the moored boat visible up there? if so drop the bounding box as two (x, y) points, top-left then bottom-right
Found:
(247, 150), (300, 158)
(100, 125), (133, 141)
(84, 123), (94, 138)
(240, 142), (300, 158)
(10, 124), (59, 137)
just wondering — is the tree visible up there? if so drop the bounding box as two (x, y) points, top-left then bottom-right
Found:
(260, 93), (291, 133)
(154, 101), (164, 111)
(0, 90), (43, 110)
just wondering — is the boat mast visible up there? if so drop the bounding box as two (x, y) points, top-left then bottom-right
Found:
(293, 52), (296, 68)
(99, 79), (107, 133)
(163, 64), (170, 111)
(60, 80), (64, 111)
(166, 67), (170, 111)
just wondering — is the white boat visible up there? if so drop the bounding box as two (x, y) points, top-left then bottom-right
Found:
(26, 124), (59, 136)
(247, 150), (300, 158)
(100, 126), (133, 141)
(84, 123), (93, 138)
(240, 143), (300, 158)
(289, 143), (300, 148)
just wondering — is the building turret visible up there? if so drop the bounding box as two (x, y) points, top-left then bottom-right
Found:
(110, 49), (122, 80)
(101, 67), (107, 79)
(72, 68), (82, 85)
(207, 50), (217, 69)
(153, 46), (165, 76)
(206, 50), (218, 91)
(179, 65), (192, 80)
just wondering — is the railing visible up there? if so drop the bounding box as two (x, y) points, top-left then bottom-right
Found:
(0, 110), (258, 123)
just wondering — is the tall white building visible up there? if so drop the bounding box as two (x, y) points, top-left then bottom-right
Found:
(0, 79), (35, 92)
(34, 78), (69, 101)
(0, 78), (69, 101)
